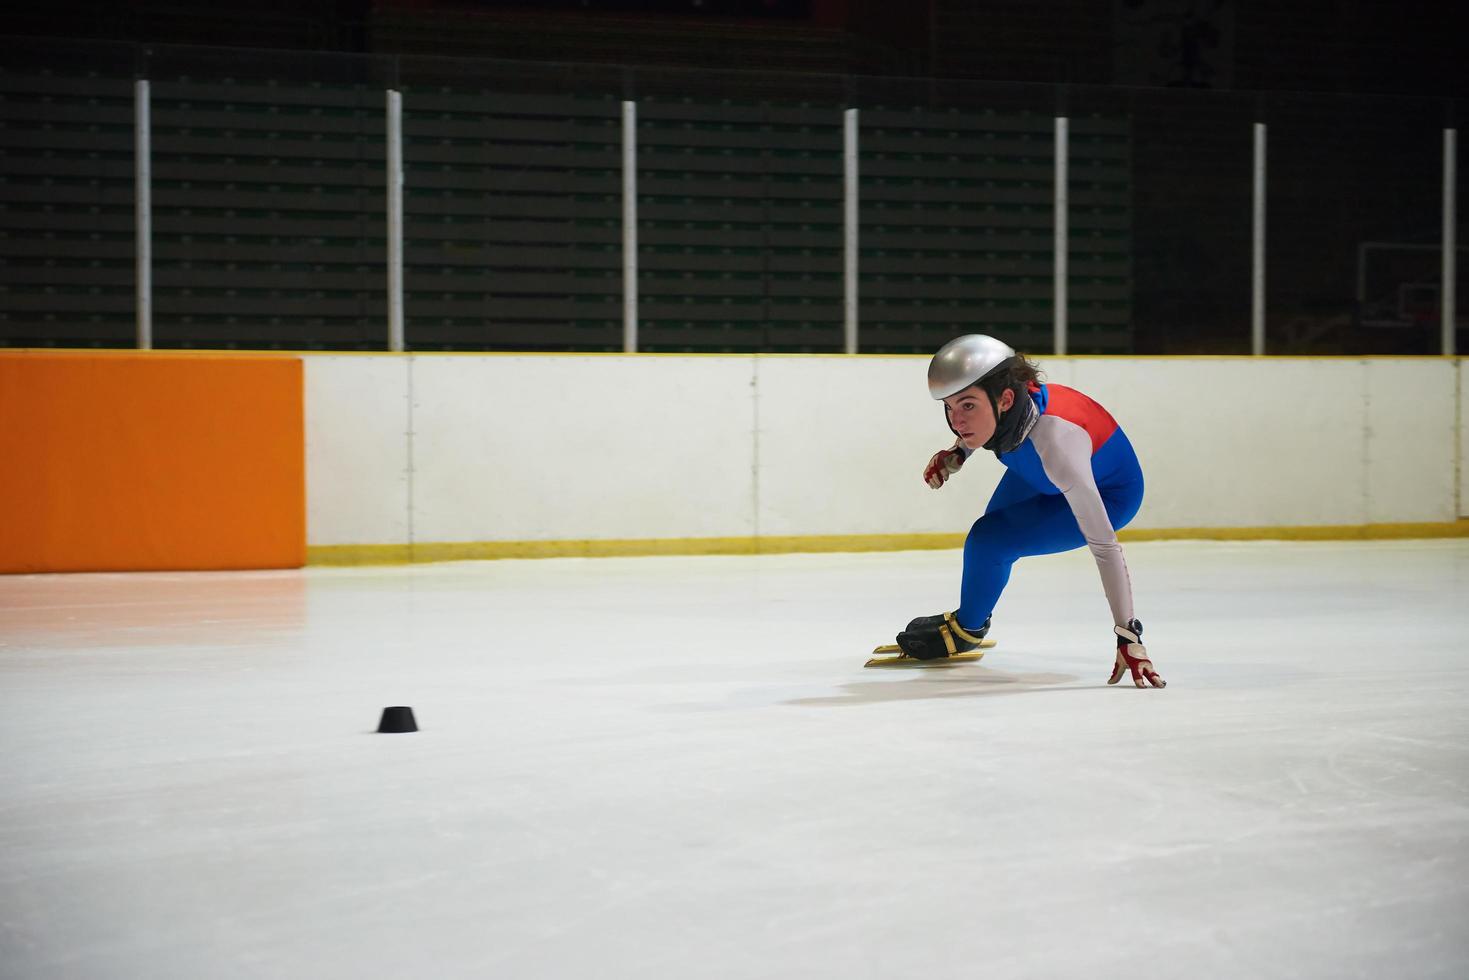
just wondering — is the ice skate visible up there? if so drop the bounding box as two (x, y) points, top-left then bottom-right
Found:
(864, 613), (994, 668)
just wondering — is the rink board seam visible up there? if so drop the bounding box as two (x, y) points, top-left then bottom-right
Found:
(306, 520), (1469, 564)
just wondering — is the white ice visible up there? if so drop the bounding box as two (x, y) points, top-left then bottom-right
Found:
(2, 540), (1467, 979)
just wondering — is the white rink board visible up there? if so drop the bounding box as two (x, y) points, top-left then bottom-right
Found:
(409, 356), (757, 543)
(752, 355), (996, 536)
(304, 356), (411, 546)
(302, 355), (1463, 547)
(1461, 359), (1469, 518)
(1366, 358), (1458, 524)
(1072, 358), (1364, 529)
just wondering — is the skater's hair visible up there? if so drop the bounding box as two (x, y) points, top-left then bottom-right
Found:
(974, 353), (1043, 395)
(1008, 354), (1043, 387)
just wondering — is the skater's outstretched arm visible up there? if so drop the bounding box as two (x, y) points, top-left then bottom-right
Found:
(1031, 418), (1166, 688)
(1032, 420), (1135, 623)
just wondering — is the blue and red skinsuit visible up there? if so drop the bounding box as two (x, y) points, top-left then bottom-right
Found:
(957, 382), (1145, 630)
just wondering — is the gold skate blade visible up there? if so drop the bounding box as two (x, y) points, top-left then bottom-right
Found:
(863, 636), (995, 669)
(864, 650), (986, 669)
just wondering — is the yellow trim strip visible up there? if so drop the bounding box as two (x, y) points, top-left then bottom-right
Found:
(307, 521), (1469, 566)
(7, 348), (1464, 362)
(307, 534), (965, 565)
(1120, 522), (1469, 542)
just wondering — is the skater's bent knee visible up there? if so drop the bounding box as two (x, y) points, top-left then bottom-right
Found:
(965, 516), (1021, 553)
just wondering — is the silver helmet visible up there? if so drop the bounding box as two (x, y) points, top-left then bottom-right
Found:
(927, 334), (1017, 400)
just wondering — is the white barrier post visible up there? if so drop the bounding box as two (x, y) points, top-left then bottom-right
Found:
(1444, 127), (1457, 357)
(1252, 122), (1267, 356)
(135, 79), (152, 349)
(843, 107), (859, 354)
(387, 89), (405, 353)
(1054, 115), (1068, 356)
(623, 100), (638, 353)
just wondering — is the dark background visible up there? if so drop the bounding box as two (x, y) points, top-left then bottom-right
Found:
(8, 1), (1463, 98)
(1, 2), (1462, 354)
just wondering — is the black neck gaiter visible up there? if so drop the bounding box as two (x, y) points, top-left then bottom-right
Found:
(983, 386), (1039, 456)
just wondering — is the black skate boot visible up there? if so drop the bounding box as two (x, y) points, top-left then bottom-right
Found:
(895, 612), (991, 661)
(904, 611), (948, 632)
(864, 613), (995, 668)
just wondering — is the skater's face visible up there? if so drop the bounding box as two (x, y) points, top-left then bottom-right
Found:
(944, 385), (1015, 450)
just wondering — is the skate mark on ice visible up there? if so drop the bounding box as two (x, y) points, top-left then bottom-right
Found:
(784, 667), (1080, 707)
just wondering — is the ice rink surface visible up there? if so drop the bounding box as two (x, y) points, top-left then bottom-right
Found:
(2, 539), (1467, 979)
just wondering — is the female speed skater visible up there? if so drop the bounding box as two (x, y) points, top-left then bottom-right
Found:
(893, 333), (1166, 688)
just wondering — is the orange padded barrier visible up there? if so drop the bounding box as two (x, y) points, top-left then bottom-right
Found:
(0, 353), (305, 573)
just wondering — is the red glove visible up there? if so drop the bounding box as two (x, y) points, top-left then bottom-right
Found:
(1109, 619), (1166, 688)
(923, 446), (966, 489)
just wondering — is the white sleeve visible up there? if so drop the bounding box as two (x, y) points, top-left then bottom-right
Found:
(1031, 417), (1136, 626)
